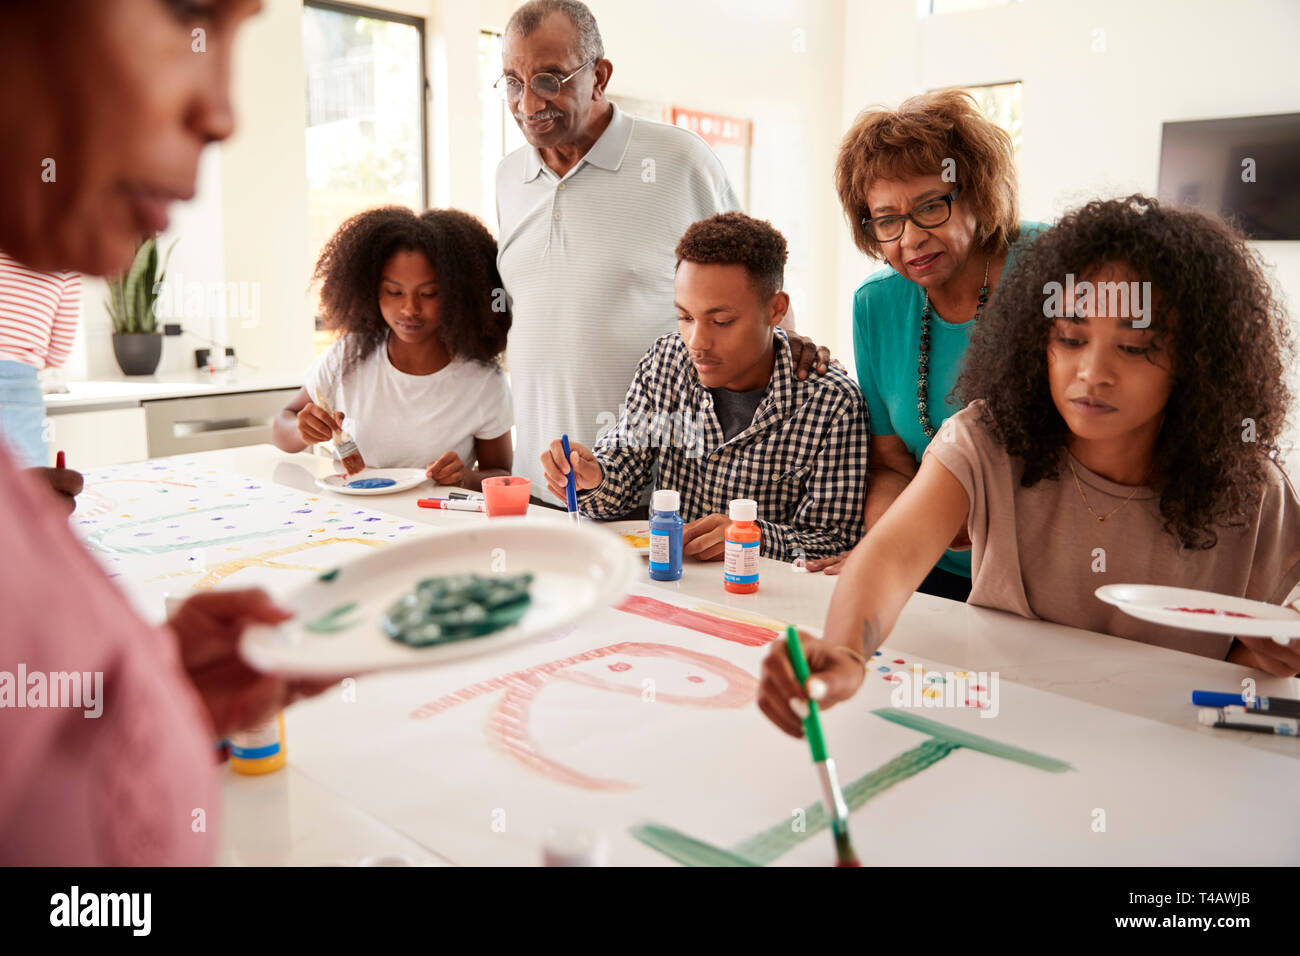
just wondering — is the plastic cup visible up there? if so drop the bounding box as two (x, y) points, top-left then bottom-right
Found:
(482, 476), (531, 517)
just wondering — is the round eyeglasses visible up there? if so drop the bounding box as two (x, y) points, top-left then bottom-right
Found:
(861, 188), (961, 243)
(493, 59), (596, 102)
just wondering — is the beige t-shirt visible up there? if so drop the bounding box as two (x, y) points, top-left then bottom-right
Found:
(926, 402), (1300, 659)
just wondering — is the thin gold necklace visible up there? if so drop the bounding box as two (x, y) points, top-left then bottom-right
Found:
(1066, 455), (1146, 523)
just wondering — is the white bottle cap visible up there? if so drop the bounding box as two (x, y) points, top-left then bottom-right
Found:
(652, 489), (680, 513)
(729, 498), (757, 522)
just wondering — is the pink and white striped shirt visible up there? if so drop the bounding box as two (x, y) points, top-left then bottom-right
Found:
(0, 250), (79, 369)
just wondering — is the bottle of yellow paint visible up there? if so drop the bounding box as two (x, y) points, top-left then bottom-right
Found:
(229, 712), (287, 774)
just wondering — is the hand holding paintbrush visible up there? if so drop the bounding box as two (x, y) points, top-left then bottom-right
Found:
(785, 626), (862, 867)
(303, 389), (366, 476)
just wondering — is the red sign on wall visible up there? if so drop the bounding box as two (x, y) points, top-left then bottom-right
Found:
(671, 107), (750, 148)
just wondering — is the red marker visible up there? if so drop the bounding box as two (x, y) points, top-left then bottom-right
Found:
(56, 450), (66, 469)
(418, 497), (485, 513)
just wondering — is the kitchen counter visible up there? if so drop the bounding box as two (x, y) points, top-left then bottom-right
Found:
(44, 369), (303, 412)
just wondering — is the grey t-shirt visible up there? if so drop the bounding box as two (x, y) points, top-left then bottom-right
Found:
(710, 385), (768, 443)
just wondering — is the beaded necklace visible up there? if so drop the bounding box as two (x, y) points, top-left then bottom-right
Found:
(917, 258), (990, 439)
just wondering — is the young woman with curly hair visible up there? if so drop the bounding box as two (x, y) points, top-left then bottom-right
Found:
(807, 89), (1047, 601)
(758, 196), (1300, 737)
(272, 206), (514, 488)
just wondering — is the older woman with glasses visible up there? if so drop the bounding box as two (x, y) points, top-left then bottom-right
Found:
(806, 90), (1045, 600)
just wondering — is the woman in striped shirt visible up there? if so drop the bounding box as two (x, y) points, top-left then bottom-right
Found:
(0, 250), (79, 466)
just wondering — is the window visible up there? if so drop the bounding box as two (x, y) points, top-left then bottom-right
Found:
(928, 81), (1023, 162)
(956, 81), (1023, 160)
(303, 2), (427, 349)
(479, 29), (526, 233)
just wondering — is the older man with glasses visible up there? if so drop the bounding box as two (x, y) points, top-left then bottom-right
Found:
(493, 0), (831, 509)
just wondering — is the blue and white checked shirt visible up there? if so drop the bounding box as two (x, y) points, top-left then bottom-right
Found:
(579, 329), (870, 561)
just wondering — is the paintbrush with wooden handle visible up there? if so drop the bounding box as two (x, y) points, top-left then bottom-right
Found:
(311, 388), (366, 476)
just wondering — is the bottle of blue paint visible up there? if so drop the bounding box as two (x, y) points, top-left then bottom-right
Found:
(648, 489), (683, 581)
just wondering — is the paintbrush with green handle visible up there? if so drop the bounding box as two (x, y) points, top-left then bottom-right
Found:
(785, 625), (861, 867)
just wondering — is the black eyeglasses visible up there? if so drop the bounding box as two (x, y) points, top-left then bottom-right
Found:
(861, 188), (961, 243)
(493, 59), (595, 102)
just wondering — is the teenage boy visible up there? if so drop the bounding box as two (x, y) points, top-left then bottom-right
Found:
(540, 212), (868, 562)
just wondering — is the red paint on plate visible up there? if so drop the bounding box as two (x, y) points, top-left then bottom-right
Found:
(1167, 606), (1253, 618)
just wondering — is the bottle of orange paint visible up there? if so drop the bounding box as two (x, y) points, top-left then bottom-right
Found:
(724, 498), (761, 594)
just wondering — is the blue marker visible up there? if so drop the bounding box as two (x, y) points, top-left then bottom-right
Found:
(648, 489), (683, 581)
(1193, 690), (1300, 718)
(560, 433), (579, 523)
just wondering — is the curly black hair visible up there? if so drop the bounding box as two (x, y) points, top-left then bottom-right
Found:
(312, 206), (510, 374)
(675, 212), (788, 299)
(956, 194), (1293, 550)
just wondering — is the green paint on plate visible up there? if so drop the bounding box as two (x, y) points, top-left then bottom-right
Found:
(305, 602), (359, 634)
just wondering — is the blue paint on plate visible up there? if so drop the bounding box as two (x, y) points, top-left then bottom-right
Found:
(346, 477), (397, 489)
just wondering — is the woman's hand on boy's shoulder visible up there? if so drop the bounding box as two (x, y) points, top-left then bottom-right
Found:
(1227, 634), (1300, 678)
(785, 331), (833, 380)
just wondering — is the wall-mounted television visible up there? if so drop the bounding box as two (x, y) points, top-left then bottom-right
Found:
(1157, 112), (1300, 240)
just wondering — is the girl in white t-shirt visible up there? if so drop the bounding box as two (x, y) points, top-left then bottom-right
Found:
(273, 207), (513, 487)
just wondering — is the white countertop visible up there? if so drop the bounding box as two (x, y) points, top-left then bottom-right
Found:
(90, 443), (1300, 866)
(44, 369), (302, 411)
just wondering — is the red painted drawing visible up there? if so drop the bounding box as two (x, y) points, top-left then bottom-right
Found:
(411, 641), (756, 790)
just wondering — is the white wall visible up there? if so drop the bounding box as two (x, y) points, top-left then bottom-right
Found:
(65, 0), (1298, 395)
(61, 148), (229, 382)
(837, 0), (1300, 369)
(218, 0), (315, 379)
(572, 0), (847, 347)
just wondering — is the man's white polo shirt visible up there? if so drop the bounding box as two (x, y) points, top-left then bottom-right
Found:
(496, 102), (742, 499)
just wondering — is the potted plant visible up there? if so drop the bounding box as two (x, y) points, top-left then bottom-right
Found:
(107, 235), (176, 375)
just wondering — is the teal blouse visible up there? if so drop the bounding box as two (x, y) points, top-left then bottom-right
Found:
(852, 221), (1047, 579)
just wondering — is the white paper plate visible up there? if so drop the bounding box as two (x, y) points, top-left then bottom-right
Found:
(600, 519), (652, 556)
(1095, 584), (1300, 644)
(240, 519), (637, 677)
(314, 468), (428, 496)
